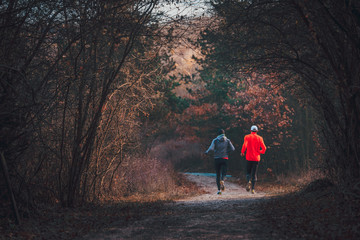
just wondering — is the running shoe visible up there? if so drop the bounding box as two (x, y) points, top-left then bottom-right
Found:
(246, 181), (251, 192)
(220, 180), (225, 191)
(251, 189), (255, 194)
(217, 190), (222, 195)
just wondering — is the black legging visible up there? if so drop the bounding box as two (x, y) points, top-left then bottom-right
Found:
(215, 158), (228, 190)
(246, 161), (259, 190)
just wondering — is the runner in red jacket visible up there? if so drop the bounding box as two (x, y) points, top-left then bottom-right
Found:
(241, 125), (266, 194)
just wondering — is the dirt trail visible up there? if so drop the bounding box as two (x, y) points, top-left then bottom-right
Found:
(82, 174), (279, 240)
(179, 173), (266, 202)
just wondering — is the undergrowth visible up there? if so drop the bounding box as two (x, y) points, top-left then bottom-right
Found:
(0, 172), (203, 240)
(259, 179), (360, 239)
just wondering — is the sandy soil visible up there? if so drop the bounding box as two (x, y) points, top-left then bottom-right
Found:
(81, 174), (279, 240)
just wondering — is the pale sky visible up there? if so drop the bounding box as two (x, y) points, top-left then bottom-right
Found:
(155, 0), (212, 20)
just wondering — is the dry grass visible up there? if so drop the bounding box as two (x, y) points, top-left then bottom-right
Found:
(1, 146), (207, 240)
(258, 179), (360, 239)
(228, 171), (318, 195)
(0, 172), (204, 240)
(149, 138), (203, 170)
(229, 172), (360, 238)
(99, 152), (206, 202)
(4, 168), (358, 239)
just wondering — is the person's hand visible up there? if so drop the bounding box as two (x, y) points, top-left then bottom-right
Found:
(241, 152), (244, 157)
(204, 151), (208, 155)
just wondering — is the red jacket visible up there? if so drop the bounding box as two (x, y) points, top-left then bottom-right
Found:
(241, 132), (266, 161)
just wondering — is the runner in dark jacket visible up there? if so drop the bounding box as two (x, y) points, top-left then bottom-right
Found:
(205, 129), (235, 194)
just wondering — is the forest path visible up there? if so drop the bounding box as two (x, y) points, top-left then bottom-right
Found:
(83, 173), (279, 239)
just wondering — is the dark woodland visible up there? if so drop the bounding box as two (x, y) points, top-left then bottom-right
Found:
(1, 0), (359, 239)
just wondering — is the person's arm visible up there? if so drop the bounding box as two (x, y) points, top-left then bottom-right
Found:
(241, 136), (247, 156)
(228, 139), (235, 152)
(259, 137), (266, 154)
(205, 139), (215, 154)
